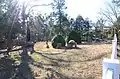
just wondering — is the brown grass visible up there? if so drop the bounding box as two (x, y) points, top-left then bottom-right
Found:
(30, 42), (112, 79)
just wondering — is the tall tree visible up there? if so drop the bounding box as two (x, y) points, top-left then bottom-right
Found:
(71, 15), (91, 41)
(84, 18), (92, 41)
(51, 0), (68, 36)
(95, 17), (106, 39)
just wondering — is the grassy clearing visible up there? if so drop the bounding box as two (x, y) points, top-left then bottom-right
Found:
(31, 42), (112, 79)
(6, 42), (112, 79)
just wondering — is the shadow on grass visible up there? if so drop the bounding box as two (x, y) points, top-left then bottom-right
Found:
(0, 48), (99, 79)
(16, 53), (35, 79)
(35, 51), (74, 63)
(0, 49), (35, 79)
(0, 50), (74, 79)
(0, 56), (16, 79)
(35, 51), (106, 63)
(31, 60), (95, 79)
(41, 49), (79, 55)
(79, 42), (111, 45)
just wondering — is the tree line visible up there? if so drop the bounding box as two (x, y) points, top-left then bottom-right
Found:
(0, 0), (116, 50)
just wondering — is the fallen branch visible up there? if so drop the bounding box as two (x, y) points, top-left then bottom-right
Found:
(0, 47), (23, 54)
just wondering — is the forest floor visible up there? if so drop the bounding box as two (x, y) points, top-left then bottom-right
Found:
(0, 42), (112, 79)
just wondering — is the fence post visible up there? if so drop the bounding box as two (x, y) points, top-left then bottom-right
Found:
(102, 58), (120, 79)
(102, 34), (120, 79)
(111, 34), (117, 59)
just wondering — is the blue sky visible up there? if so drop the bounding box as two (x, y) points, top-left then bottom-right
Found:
(21, 0), (111, 22)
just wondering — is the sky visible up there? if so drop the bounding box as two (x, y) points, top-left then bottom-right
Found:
(21, 0), (111, 22)
(66, 0), (109, 22)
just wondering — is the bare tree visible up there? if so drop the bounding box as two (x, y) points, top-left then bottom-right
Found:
(99, 2), (120, 25)
(99, 1), (120, 40)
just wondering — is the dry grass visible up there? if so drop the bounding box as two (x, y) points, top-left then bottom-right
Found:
(31, 42), (112, 79)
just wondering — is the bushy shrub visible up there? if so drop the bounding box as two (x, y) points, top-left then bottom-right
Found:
(67, 30), (81, 44)
(51, 34), (66, 48)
